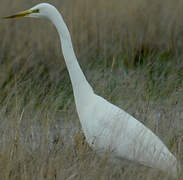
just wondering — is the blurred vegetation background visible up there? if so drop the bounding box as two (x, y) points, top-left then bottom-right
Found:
(0, 0), (183, 179)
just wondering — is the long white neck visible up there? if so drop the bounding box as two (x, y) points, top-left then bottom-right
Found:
(49, 8), (94, 109)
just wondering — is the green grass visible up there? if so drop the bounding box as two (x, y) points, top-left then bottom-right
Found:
(1, 51), (182, 179)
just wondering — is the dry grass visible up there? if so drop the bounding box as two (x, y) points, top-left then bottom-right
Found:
(0, 0), (183, 179)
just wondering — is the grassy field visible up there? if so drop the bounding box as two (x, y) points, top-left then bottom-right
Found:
(0, 0), (183, 179)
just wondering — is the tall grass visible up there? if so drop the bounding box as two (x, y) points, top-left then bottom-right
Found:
(0, 0), (183, 179)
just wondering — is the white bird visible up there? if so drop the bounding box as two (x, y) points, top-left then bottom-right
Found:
(4, 3), (179, 177)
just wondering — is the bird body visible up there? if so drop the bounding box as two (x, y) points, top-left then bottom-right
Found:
(4, 3), (179, 177)
(79, 94), (177, 175)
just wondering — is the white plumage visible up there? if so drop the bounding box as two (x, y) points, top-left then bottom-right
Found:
(5, 3), (179, 177)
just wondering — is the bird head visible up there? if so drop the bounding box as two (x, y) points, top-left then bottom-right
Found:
(3, 3), (56, 20)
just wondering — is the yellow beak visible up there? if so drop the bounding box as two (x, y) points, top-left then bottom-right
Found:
(3, 9), (33, 19)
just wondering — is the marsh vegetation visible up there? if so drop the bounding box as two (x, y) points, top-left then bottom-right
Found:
(0, 0), (183, 179)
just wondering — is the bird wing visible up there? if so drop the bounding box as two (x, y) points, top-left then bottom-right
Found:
(83, 94), (177, 174)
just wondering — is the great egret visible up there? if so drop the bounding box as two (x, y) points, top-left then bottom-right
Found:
(4, 3), (179, 177)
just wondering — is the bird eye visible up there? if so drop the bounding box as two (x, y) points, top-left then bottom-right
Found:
(32, 9), (40, 13)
